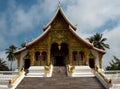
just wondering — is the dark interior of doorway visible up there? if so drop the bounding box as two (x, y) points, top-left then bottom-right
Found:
(24, 59), (30, 69)
(89, 59), (95, 68)
(51, 43), (68, 66)
(55, 56), (64, 66)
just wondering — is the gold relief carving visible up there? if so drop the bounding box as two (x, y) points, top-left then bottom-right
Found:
(51, 17), (68, 29)
(58, 33), (64, 39)
(51, 30), (68, 43)
(29, 49), (35, 66)
(84, 48), (90, 65)
(32, 35), (49, 49)
(71, 45), (84, 51)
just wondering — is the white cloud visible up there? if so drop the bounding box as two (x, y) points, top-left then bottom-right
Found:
(104, 25), (120, 55)
(64, 0), (120, 32)
(0, 0), (57, 36)
(102, 25), (120, 69)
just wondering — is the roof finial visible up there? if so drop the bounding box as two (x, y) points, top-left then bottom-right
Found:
(58, 0), (61, 7)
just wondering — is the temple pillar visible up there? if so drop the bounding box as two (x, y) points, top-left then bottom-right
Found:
(69, 46), (72, 65)
(30, 49), (35, 66)
(99, 53), (103, 68)
(85, 48), (90, 65)
(47, 33), (51, 65)
(47, 48), (51, 65)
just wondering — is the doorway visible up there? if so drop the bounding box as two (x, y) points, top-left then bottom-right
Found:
(24, 59), (30, 69)
(55, 56), (64, 66)
(89, 59), (95, 68)
(51, 43), (68, 66)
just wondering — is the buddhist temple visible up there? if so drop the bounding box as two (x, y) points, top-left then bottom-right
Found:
(14, 6), (106, 71)
(1, 6), (116, 89)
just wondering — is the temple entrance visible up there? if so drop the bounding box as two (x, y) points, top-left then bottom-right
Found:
(55, 56), (64, 66)
(24, 59), (30, 69)
(89, 59), (95, 68)
(51, 43), (68, 66)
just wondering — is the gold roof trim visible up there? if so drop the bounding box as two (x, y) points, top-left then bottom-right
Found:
(69, 25), (106, 54)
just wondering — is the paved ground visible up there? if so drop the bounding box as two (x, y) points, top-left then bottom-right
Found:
(112, 78), (120, 84)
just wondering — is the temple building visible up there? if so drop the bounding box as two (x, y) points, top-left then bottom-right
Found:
(14, 6), (106, 71)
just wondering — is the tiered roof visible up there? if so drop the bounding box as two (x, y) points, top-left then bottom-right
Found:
(14, 7), (106, 54)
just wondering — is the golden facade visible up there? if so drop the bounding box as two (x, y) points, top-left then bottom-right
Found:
(14, 7), (106, 70)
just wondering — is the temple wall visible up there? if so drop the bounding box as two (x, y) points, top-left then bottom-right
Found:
(91, 50), (99, 68)
(20, 50), (28, 70)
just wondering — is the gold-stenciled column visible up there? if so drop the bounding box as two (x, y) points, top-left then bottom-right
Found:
(47, 33), (51, 65)
(99, 53), (103, 69)
(84, 48), (90, 65)
(69, 44), (72, 65)
(47, 47), (51, 65)
(30, 49), (35, 66)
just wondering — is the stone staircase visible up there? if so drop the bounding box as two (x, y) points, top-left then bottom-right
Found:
(52, 66), (67, 77)
(16, 66), (105, 89)
(16, 76), (105, 89)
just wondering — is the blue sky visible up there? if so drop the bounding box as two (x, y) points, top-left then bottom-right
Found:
(0, 0), (120, 69)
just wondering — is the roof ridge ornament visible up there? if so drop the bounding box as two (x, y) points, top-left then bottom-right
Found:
(58, 0), (61, 7)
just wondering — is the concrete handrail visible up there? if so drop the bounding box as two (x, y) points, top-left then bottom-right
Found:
(9, 68), (24, 84)
(94, 69), (112, 89)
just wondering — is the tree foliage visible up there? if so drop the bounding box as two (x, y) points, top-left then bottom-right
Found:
(0, 58), (9, 71)
(21, 42), (26, 48)
(6, 45), (17, 70)
(106, 56), (120, 70)
(87, 33), (110, 50)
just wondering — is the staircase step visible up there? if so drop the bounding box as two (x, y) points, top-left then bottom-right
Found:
(52, 66), (67, 77)
(26, 66), (45, 77)
(16, 77), (105, 89)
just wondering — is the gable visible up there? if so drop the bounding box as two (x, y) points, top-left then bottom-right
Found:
(43, 7), (76, 31)
(51, 11), (69, 30)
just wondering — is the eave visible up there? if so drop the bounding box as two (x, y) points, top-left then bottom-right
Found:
(69, 25), (93, 48)
(14, 47), (26, 54)
(26, 25), (51, 47)
(14, 26), (51, 54)
(93, 47), (106, 54)
(69, 25), (106, 54)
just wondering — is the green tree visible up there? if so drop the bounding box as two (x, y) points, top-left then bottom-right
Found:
(0, 58), (9, 71)
(87, 33), (110, 50)
(21, 42), (26, 48)
(106, 56), (120, 70)
(6, 45), (17, 71)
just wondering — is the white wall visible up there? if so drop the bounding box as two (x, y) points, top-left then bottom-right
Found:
(19, 50), (28, 70)
(91, 50), (99, 68)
